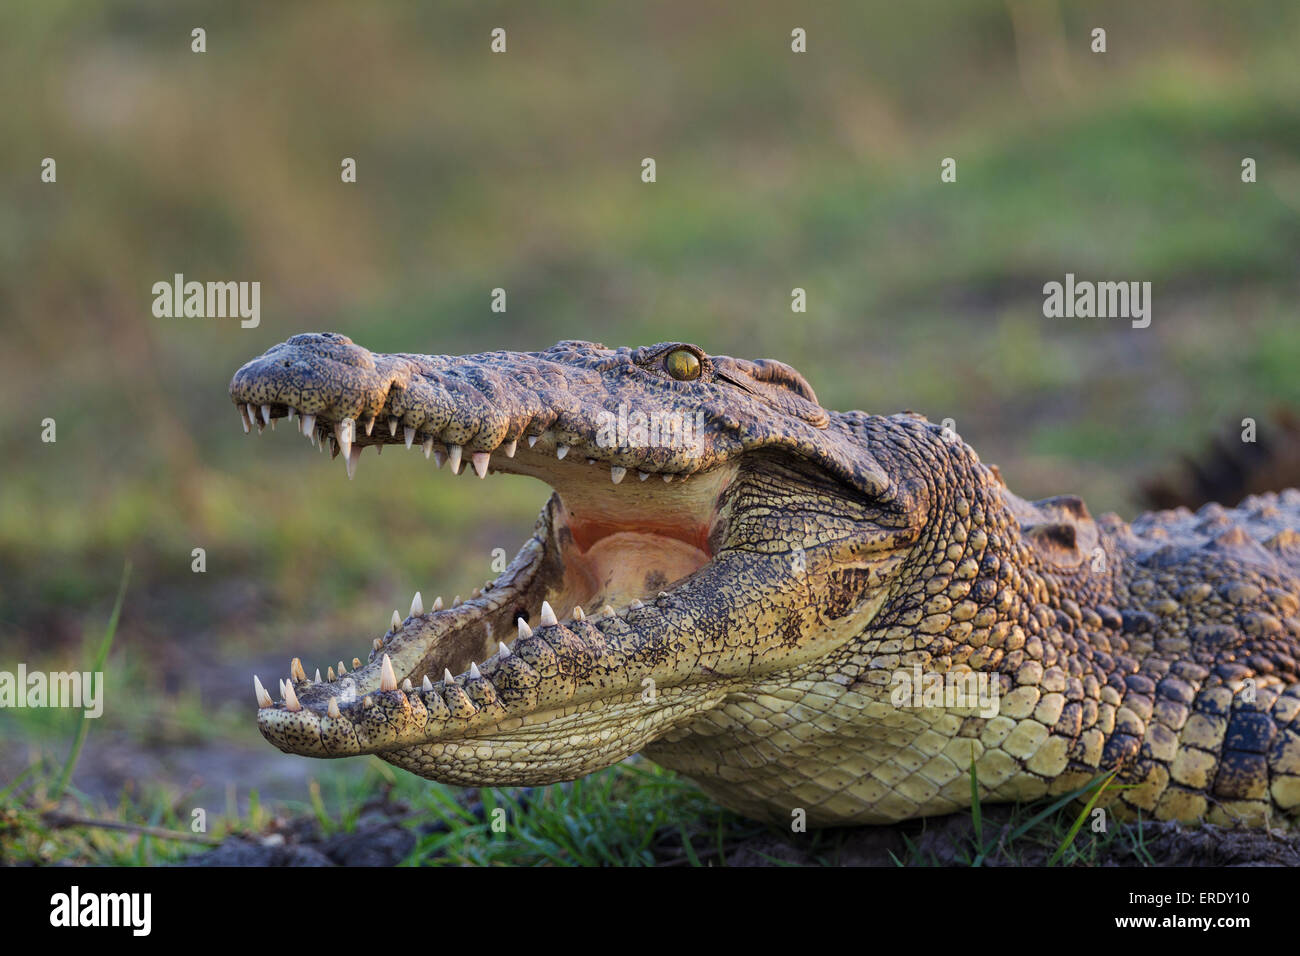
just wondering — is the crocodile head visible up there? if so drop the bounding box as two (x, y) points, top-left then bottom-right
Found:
(230, 333), (925, 787)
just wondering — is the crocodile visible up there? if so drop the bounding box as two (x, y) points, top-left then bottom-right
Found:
(230, 333), (1300, 827)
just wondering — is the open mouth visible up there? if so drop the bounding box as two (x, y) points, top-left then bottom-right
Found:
(236, 398), (738, 735)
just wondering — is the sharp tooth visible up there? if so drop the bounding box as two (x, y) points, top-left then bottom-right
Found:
(663, 474), (674, 483)
(363, 695), (373, 708)
(246, 404), (259, 429)
(472, 587), (482, 599)
(503, 439), (517, 458)
(433, 448), (447, 468)
(290, 657), (306, 682)
(448, 444), (463, 474)
(498, 641), (512, 658)
(658, 591), (669, 598)
(422, 674), (433, 691)
(556, 444), (569, 460)
(433, 595), (443, 611)
(388, 417), (399, 437)
(240, 408), (250, 434)
(314, 668), (322, 683)
(283, 681), (301, 712)
(352, 657), (361, 669)
(301, 413), (315, 438)
(540, 601), (558, 627)
(527, 435), (538, 448)
(423, 436), (433, 459)
(327, 666), (336, 682)
(254, 675), (272, 708)
(517, 618), (532, 639)
(410, 592), (423, 616)
(472, 451), (490, 478)
(453, 595), (462, 607)
(469, 662), (482, 679)
(630, 599), (644, 609)
(404, 425), (416, 449)
(639, 471), (650, 481)
(443, 668), (455, 685)
(337, 660), (347, 675)
(363, 416), (375, 436)
(327, 698), (341, 718)
(401, 677), (413, 692)
(602, 604), (615, 617)
(279, 679), (287, 697)
(573, 605), (585, 620)
(373, 638), (384, 651)
(610, 466), (626, 484)
(393, 609), (403, 630)
(345, 444), (361, 479)
(261, 404), (271, 425)
(587, 458), (597, 465)
(380, 653), (398, 691)
(336, 418), (354, 459)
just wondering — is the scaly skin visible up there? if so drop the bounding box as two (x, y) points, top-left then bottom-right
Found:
(230, 333), (1300, 827)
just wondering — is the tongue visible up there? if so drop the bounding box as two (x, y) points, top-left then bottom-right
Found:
(566, 531), (710, 609)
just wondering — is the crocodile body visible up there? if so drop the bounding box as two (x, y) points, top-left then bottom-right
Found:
(231, 334), (1300, 827)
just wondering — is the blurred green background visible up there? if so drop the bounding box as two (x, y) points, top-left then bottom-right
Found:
(2, 1), (1298, 857)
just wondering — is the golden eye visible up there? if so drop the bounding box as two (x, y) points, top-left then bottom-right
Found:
(664, 348), (701, 381)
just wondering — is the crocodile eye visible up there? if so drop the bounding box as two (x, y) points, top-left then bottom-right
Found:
(664, 348), (701, 381)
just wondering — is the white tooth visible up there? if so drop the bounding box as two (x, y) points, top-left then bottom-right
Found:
(423, 436), (433, 459)
(284, 681), (301, 712)
(373, 638), (384, 651)
(401, 677), (413, 692)
(261, 404), (271, 425)
(448, 444), (463, 474)
(610, 466), (626, 484)
(240, 409), (250, 434)
(337, 660), (347, 675)
(556, 444), (569, 460)
(433, 595), (443, 611)
(443, 668), (455, 685)
(254, 675), (273, 708)
(290, 657), (306, 682)
(663, 474), (673, 483)
(472, 451), (490, 478)
(469, 662), (482, 679)
(602, 604), (616, 617)
(573, 605), (585, 620)
(336, 418), (354, 459)
(503, 439), (517, 458)
(327, 666), (336, 682)
(540, 601), (558, 627)
(517, 618), (532, 639)
(527, 435), (538, 448)
(498, 641), (512, 658)
(433, 448), (447, 468)
(453, 595), (461, 607)
(404, 425), (416, 449)
(472, 587), (482, 599)
(410, 591), (423, 616)
(630, 599), (643, 609)
(327, 698), (341, 718)
(587, 458), (597, 465)
(278, 679), (287, 698)
(380, 653), (398, 691)
(391, 609), (402, 631)
(314, 668), (322, 683)
(353, 657), (362, 669)
(301, 413), (315, 438)
(639, 471), (650, 481)
(247, 404), (259, 429)
(364, 416), (375, 436)
(346, 444), (361, 479)
(422, 674), (433, 691)
(388, 417), (399, 437)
